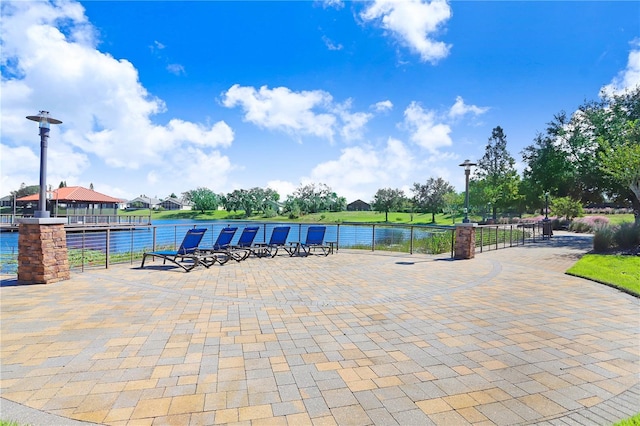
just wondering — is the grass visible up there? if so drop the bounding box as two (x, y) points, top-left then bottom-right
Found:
(604, 214), (637, 226)
(131, 209), (479, 225)
(567, 254), (640, 296)
(613, 413), (640, 426)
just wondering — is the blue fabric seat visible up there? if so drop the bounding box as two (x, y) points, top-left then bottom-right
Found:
(140, 228), (207, 272)
(298, 226), (331, 256)
(255, 226), (294, 257)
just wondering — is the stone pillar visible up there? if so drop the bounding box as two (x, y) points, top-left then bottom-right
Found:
(454, 223), (477, 260)
(17, 218), (70, 284)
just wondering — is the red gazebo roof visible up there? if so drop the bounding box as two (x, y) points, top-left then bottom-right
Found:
(17, 186), (124, 203)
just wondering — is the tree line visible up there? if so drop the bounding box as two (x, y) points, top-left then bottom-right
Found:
(182, 183), (346, 219)
(10, 87), (637, 224)
(375, 87), (639, 225)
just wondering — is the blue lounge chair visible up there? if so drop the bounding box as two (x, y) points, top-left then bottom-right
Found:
(255, 226), (293, 257)
(228, 226), (260, 261)
(298, 226), (331, 256)
(197, 227), (237, 266)
(141, 228), (207, 272)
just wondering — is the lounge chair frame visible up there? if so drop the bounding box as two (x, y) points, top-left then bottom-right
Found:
(228, 226), (260, 261)
(197, 227), (238, 266)
(141, 228), (208, 272)
(298, 226), (331, 256)
(254, 226), (295, 257)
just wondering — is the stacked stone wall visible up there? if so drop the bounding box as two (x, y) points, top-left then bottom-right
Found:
(18, 222), (70, 284)
(454, 224), (476, 260)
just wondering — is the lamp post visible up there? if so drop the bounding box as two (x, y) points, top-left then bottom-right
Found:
(544, 191), (550, 221)
(26, 111), (62, 218)
(459, 159), (476, 223)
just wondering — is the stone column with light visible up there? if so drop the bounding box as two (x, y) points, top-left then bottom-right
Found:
(18, 111), (70, 284)
(456, 159), (477, 259)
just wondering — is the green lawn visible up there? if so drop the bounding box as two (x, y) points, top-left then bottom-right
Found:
(567, 254), (640, 296)
(613, 413), (640, 426)
(605, 214), (637, 226)
(133, 209), (467, 225)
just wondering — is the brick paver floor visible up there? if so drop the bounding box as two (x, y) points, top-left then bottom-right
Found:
(1, 231), (638, 425)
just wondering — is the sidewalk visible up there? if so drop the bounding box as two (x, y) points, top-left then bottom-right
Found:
(1, 232), (638, 425)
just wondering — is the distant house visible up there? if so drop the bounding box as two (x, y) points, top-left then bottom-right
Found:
(16, 186), (124, 216)
(0, 195), (13, 208)
(127, 196), (161, 210)
(159, 197), (192, 211)
(347, 199), (371, 211)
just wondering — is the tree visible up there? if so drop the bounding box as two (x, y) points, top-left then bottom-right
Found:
(12, 183), (39, 198)
(222, 187), (280, 217)
(412, 177), (455, 223)
(442, 191), (464, 223)
(589, 89), (640, 224)
(474, 126), (521, 219)
(371, 188), (405, 222)
(599, 129), (640, 224)
(522, 86), (640, 221)
(182, 187), (219, 213)
(58, 181), (67, 188)
(552, 197), (583, 221)
(89, 183), (94, 190)
(286, 183), (345, 214)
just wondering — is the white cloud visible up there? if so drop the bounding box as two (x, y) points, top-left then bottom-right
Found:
(266, 180), (298, 199)
(601, 39), (640, 96)
(322, 35), (343, 51)
(0, 1), (234, 199)
(166, 63), (185, 75)
(320, 0), (344, 9)
(373, 100), (393, 112)
(340, 111), (372, 141)
(222, 84), (336, 140)
(308, 138), (414, 201)
(222, 85), (375, 143)
(332, 99), (373, 141)
(152, 40), (165, 51)
(360, 0), (452, 64)
(403, 101), (452, 152)
(448, 96), (489, 119)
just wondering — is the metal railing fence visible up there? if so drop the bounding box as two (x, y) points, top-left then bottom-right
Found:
(1, 221), (546, 275)
(0, 214), (151, 226)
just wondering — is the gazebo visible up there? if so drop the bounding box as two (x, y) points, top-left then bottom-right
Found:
(17, 186), (124, 217)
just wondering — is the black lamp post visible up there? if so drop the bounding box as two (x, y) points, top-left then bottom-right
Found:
(544, 191), (550, 221)
(26, 111), (62, 218)
(459, 159), (476, 223)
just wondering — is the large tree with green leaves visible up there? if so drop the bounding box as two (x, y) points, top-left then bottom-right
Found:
(12, 183), (39, 198)
(412, 177), (455, 223)
(182, 187), (219, 213)
(598, 123), (640, 224)
(473, 126), (521, 219)
(523, 86), (640, 222)
(371, 188), (405, 222)
(286, 183), (346, 214)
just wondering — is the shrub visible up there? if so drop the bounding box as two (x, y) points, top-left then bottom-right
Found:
(593, 225), (615, 252)
(614, 222), (640, 250)
(262, 207), (277, 218)
(552, 197), (583, 220)
(569, 216), (610, 233)
(424, 232), (452, 254)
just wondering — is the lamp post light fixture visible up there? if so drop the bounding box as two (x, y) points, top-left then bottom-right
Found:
(459, 159), (476, 223)
(26, 111), (62, 218)
(544, 191), (550, 221)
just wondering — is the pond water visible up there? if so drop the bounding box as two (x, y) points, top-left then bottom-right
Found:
(0, 219), (448, 274)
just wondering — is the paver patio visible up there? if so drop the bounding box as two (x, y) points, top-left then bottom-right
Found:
(1, 231), (638, 425)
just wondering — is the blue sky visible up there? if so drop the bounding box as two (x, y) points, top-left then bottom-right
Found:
(1, 1), (639, 203)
